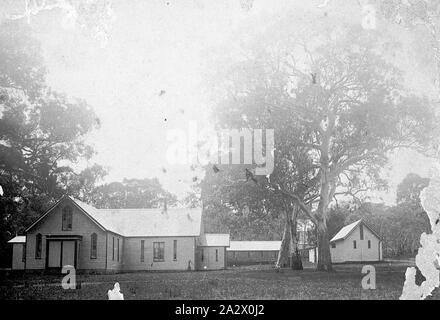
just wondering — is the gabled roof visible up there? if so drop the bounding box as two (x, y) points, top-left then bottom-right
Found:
(26, 195), (203, 238)
(198, 233), (230, 247)
(26, 195), (107, 233)
(330, 220), (362, 242)
(330, 219), (381, 243)
(227, 241), (281, 251)
(8, 236), (26, 244)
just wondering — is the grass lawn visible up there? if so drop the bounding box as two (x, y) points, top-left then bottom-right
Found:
(1, 260), (438, 300)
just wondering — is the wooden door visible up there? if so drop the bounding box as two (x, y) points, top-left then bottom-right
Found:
(62, 241), (75, 267)
(48, 241), (61, 268)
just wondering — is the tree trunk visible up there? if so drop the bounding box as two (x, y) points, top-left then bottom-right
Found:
(289, 204), (303, 270)
(276, 219), (290, 268)
(316, 221), (332, 271)
(315, 190), (333, 271)
(316, 154), (333, 271)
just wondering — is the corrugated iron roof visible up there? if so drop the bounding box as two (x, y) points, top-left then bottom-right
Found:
(8, 236), (26, 243)
(330, 219), (382, 242)
(330, 219), (362, 242)
(227, 241), (281, 251)
(25, 196), (202, 238)
(198, 233), (230, 247)
(72, 197), (202, 237)
(330, 219), (368, 243)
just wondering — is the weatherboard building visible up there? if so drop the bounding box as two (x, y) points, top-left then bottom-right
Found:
(309, 219), (383, 263)
(8, 195), (230, 272)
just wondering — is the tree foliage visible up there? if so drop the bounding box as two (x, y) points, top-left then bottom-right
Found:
(89, 178), (177, 209)
(206, 12), (437, 270)
(0, 20), (99, 266)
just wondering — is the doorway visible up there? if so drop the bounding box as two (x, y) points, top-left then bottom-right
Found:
(46, 240), (77, 269)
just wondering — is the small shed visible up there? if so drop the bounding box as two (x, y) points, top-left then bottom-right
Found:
(8, 236), (26, 270)
(227, 241), (281, 265)
(309, 219), (383, 263)
(197, 233), (230, 270)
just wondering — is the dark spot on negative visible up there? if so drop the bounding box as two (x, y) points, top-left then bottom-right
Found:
(415, 267), (426, 286)
(436, 218), (439, 225)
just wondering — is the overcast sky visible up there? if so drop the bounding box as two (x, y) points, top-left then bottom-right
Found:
(1, 0), (437, 203)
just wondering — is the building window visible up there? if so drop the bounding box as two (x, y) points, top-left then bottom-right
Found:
(140, 240), (145, 262)
(353, 240), (357, 249)
(331, 242), (336, 248)
(153, 242), (165, 261)
(112, 237), (115, 261)
(22, 244), (26, 262)
(62, 206), (73, 231)
(368, 240), (371, 249)
(91, 233), (97, 259)
(173, 240), (177, 261)
(117, 238), (120, 262)
(216, 249), (218, 262)
(201, 249), (204, 262)
(360, 224), (364, 240)
(35, 234), (42, 259)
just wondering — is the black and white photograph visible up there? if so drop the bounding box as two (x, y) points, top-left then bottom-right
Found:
(1, 0), (440, 308)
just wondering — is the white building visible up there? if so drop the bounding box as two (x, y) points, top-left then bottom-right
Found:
(227, 241), (281, 265)
(309, 219), (383, 263)
(197, 233), (230, 270)
(9, 195), (230, 272)
(8, 236), (26, 270)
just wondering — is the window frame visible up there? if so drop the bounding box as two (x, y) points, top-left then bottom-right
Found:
(173, 240), (177, 261)
(153, 242), (165, 262)
(112, 237), (115, 261)
(216, 249), (219, 262)
(22, 243), (26, 262)
(35, 233), (42, 259)
(360, 224), (364, 240)
(353, 240), (357, 249)
(331, 242), (336, 248)
(140, 240), (145, 262)
(117, 238), (120, 262)
(62, 206), (73, 231)
(90, 233), (97, 259)
(368, 240), (371, 249)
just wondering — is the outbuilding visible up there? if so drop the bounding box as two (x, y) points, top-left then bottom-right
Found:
(197, 233), (230, 270)
(227, 241), (281, 265)
(8, 236), (26, 270)
(309, 219), (383, 263)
